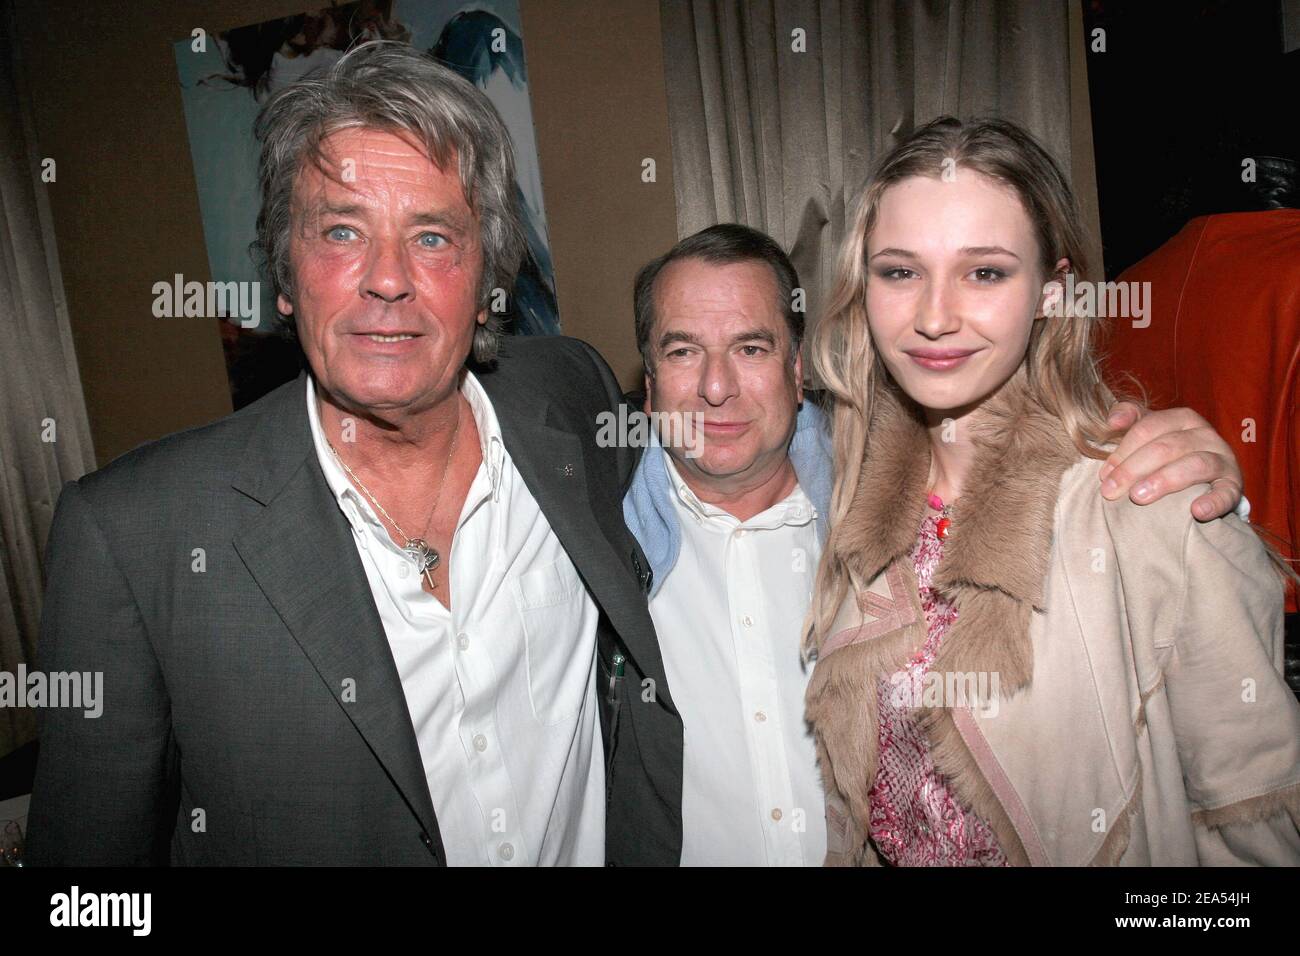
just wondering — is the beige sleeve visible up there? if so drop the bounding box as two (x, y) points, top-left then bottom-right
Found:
(1163, 512), (1300, 865)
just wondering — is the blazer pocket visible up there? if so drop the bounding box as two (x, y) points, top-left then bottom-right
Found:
(512, 557), (591, 725)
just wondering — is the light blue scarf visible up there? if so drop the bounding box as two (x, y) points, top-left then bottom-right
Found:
(622, 400), (834, 599)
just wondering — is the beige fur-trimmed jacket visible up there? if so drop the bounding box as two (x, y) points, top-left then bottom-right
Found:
(804, 381), (1300, 866)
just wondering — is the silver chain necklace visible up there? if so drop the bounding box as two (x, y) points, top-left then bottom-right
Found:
(326, 401), (463, 584)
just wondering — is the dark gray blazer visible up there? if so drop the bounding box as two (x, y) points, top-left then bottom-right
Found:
(26, 335), (683, 866)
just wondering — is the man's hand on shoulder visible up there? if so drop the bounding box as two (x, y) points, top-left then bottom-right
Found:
(1100, 402), (1245, 522)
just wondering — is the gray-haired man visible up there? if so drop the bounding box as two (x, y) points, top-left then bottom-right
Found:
(27, 41), (679, 867)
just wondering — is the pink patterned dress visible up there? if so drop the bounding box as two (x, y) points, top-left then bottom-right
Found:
(866, 508), (1008, 866)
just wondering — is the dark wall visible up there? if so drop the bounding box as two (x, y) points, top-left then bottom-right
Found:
(1085, 0), (1298, 277)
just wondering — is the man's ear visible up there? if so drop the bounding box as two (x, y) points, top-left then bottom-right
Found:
(476, 308), (488, 326)
(793, 346), (804, 401)
(643, 372), (653, 414)
(277, 293), (293, 316)
(1035, 257), (1073, 320)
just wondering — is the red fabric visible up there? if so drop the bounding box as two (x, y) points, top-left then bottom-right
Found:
(1103, 210), (1300, 611)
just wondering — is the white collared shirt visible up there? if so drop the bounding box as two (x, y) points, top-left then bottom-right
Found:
(650, 454), (827, 866)
(306, 373), (604, 866)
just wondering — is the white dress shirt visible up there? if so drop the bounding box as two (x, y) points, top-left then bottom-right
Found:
(306, 374), (604, 866)
(650, 454), (826, 866)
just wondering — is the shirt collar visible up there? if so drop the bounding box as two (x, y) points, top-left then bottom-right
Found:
(460, 369), (505, 499)
(305, 371), (506, 535)
(662, 451), (816, 530)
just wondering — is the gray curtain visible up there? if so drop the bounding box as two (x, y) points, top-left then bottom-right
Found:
(660, 0), (1103, 332)
(0, 0), (97, 757)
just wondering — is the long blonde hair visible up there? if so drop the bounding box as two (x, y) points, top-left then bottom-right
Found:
(806, 116), (1121, 650)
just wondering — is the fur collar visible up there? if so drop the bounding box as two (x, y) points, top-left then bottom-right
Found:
(828, 371), (1083, 694)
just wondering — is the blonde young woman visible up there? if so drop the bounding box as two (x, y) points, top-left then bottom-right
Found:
(803, 116), (1300, 866)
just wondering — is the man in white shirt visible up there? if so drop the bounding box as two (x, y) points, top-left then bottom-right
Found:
(29, 41), (683, 867)
(268, 45), (609, 866)
(622, 223), (1251, 866)
(305, 369), (602, 865)
(624, 226), (833, 865)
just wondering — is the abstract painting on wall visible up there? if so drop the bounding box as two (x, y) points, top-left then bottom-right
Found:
(174, 0), (559, 408)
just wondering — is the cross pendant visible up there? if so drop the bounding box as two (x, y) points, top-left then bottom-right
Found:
(403, 538), (440, 573)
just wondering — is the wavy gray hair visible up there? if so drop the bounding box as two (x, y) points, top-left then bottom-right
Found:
(252, 39), (526, 364)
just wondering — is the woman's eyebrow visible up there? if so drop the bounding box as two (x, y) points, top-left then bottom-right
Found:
(959, 245), (1021, 259)
(869, 245), (1023, 261)
(868, 247), (917, 261)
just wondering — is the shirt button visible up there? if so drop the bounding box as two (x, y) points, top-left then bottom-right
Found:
(770, 808), (783, 822)
(753, 711), (767, 722)
(473, 733), (488, 753)
(456, 633), (470, 651)
(498, 842), (515, 861)
(742, 615), (754, 628)
(735, 529), (747, 538)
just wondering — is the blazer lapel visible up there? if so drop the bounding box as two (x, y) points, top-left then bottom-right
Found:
(229, 374), (440, 842)
(481, 376), (674, 713)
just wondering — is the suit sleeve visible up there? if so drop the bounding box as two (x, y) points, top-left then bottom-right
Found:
(1162, 513), (1300, 865)
(26, 480), (177, 865)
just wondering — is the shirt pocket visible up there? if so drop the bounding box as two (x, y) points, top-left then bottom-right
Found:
(511, 556), (592, 725)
